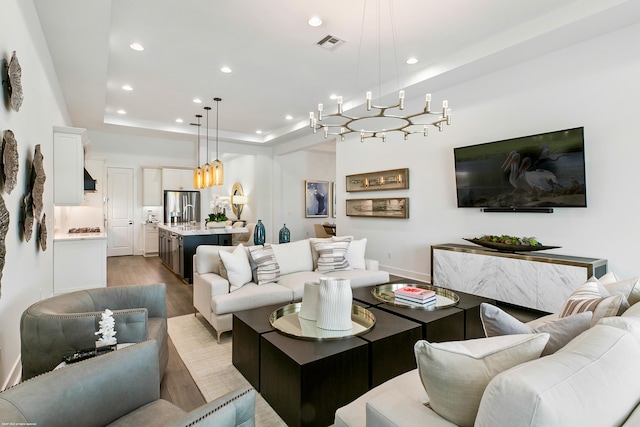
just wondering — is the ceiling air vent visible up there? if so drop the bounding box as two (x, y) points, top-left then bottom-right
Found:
(317, 35), (346, 51)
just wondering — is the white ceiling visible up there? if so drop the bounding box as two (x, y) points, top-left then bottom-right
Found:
(33, 0), (640, 148)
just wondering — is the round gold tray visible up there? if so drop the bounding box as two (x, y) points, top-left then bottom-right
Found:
(269, 303), (376, 341)
(372, 283), (459, 310)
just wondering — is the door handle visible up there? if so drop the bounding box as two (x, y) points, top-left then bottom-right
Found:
(129, 221), (133, 225)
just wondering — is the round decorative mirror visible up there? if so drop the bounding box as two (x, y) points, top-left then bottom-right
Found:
(230, 182), (245, 219)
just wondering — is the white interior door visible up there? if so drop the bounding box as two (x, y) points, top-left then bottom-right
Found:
(107, 167), (134, 256)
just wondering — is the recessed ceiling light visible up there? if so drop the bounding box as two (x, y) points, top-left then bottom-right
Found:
(129, 42), (144, 51)
(329, 94), (338, 100)
(308, 16), (323, 27)
(220, 66), (232, 73)
(122, 84), (133, 91)
(193, 98), (202, 104)
(117, 109), (126, 115)
(285, 115), (293, 120)
(406, 57), (418, 65)
(175, 118), (183, 123)
(256, 130), (263, 134)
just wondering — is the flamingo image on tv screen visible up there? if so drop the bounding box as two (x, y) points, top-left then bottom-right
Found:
(453, 127), (587, 209)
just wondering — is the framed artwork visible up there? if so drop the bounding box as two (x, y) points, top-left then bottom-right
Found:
(305, 180), (329, 217)
(332, 182), (336, 218)
(346, 197), (409, 219)
(346, 168), (409, 192)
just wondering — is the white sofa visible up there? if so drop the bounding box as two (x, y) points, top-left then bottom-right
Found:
(193, 237), (389, 341)
(335, 282), (640, 427)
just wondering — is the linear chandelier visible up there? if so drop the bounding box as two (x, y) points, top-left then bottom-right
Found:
(310, 92), (451, 142)
(309, 0), (452, 142)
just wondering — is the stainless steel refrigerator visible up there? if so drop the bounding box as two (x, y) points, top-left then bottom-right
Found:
(164, 190), (201, 224)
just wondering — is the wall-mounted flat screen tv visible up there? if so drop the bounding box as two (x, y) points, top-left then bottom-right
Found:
(454, 127), (587, 209)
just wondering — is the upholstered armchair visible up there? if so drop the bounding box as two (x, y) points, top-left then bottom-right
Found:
(0, 340), (256, 427)
(20, 283), (168, 380)
(232, 222), (256, 245)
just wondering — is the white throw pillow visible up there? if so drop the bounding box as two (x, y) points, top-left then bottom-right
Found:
(314, 240), (351, 272)
(480, 303), (592, 356)
(600, 271), (640, 307)
(414, 333), (549, 427)
(344, 238), (367, 270)
(271, 239), (313, 275)
(248, 243), (280, 285)
(218, 244), (253, 292)
(559, 277), (626, 325)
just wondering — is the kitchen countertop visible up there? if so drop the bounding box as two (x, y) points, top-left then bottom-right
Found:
(54, 232), (108, 241)
(157, 223), (248, 236)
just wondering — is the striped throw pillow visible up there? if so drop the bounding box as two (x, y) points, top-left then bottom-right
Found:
(248, 244), (280, 285)
(559, 277), (626, 325)
(314, 240), (351, 272)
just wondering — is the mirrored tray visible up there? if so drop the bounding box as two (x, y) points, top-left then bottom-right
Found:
(372, 283), (459, 310)
(269, 303), (376, 341)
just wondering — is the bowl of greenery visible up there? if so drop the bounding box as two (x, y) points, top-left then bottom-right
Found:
(464, 235), (560, 252)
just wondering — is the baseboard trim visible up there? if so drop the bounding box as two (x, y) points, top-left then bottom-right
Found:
(380, 265), (431, 283)
(2, 355), (21, 391)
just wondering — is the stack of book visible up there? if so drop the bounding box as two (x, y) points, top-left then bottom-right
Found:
(393, 286), (437, 306)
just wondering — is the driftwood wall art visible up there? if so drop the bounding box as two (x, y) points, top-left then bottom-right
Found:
(38, 213), (47, 251)
(31, 144), (45, 220)
(2, 130), (19, 194)
(0, 195), (8, 297)
(6, 51), (23, 112)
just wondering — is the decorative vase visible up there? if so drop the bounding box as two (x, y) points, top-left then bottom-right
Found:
(316, 277), (353, 331)
(279, 224), (290, 244)
(254, 219), (265, 245)
(298, 281), (320, 321)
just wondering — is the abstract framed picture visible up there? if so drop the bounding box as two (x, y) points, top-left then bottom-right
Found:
(346, 197), (409, 218)
(305, 180), (329, 217)
(346, 168), (409, 192)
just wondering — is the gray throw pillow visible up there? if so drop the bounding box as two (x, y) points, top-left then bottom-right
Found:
(480, 303), (592, 356)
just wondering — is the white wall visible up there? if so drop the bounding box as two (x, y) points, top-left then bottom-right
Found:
(273, 149), (336, 242)
(337, 22), (640, 280)
(0, 0), (71, 387)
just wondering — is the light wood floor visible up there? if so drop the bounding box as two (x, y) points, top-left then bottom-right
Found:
(107, 255), (206, 411)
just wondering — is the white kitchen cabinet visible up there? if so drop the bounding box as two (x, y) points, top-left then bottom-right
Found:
(142, 167), (162, 205)
(53, 127), (86, 205)
(53, 237), (107, 294)
(162, 168), (195, 191)
(143, 223), (159, 256)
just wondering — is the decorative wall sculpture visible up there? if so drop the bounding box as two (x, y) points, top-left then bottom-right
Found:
(23, 194), (34, 242)
(31, 144), (45, 219)
(6, 51), (23, 112)
(0, 194), (9, 296)
(38, 213), (47, 251)
(2, 130), (19, 194)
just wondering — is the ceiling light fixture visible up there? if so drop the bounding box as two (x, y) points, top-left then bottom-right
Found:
(308, 16), (323, 27)
(309, 0), (451, 142)
(122, 84), (133, 91)
(220, 66), (232, 73)
(117, 109), (126, 115)
(192, 114), (204, 189)
(211, 97), (224, 186)
(406, 57), (418, 65)
(203, 106), (213, 187)
(129, 42), (144, 51)
(176, 118), (183, 123)
(193, 98), (202, 104)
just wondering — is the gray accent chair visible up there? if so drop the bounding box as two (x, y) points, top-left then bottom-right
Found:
(20, 283), (168, 380)
(0, 340), (256, 427)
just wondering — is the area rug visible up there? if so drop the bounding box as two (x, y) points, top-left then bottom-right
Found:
(168, 314), (286, 426)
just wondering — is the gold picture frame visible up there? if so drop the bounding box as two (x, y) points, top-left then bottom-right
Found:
(345, 168), (409, 192)
(346, 198), (409, 218)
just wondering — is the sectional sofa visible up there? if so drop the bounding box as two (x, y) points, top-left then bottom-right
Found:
(193, 236), (389, 341)
(335, 273), (640, 426)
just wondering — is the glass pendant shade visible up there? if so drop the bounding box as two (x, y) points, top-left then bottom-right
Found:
(203, 162), (213, 187)
(193, 167), (204, 189)
(212, 159), (224, 186)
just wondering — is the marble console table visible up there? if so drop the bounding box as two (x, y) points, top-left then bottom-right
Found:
(431, 244), (607, 313)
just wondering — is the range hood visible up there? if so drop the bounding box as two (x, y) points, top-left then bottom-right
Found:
(84, 168), (97, 192)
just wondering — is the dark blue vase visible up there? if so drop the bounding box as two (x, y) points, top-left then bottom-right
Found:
(254, 219), (265, 245)
(279, 224), (290, 244)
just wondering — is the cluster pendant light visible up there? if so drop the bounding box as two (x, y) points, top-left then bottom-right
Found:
(192, 114), (204, 189)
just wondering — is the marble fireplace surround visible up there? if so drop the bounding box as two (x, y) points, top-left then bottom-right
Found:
(431, 244), (608, 313)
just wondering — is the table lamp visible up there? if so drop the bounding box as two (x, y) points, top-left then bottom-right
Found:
(232, 195), (248, 220)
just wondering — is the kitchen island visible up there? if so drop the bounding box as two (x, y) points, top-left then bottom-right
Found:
(157, 223), (248, 283)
